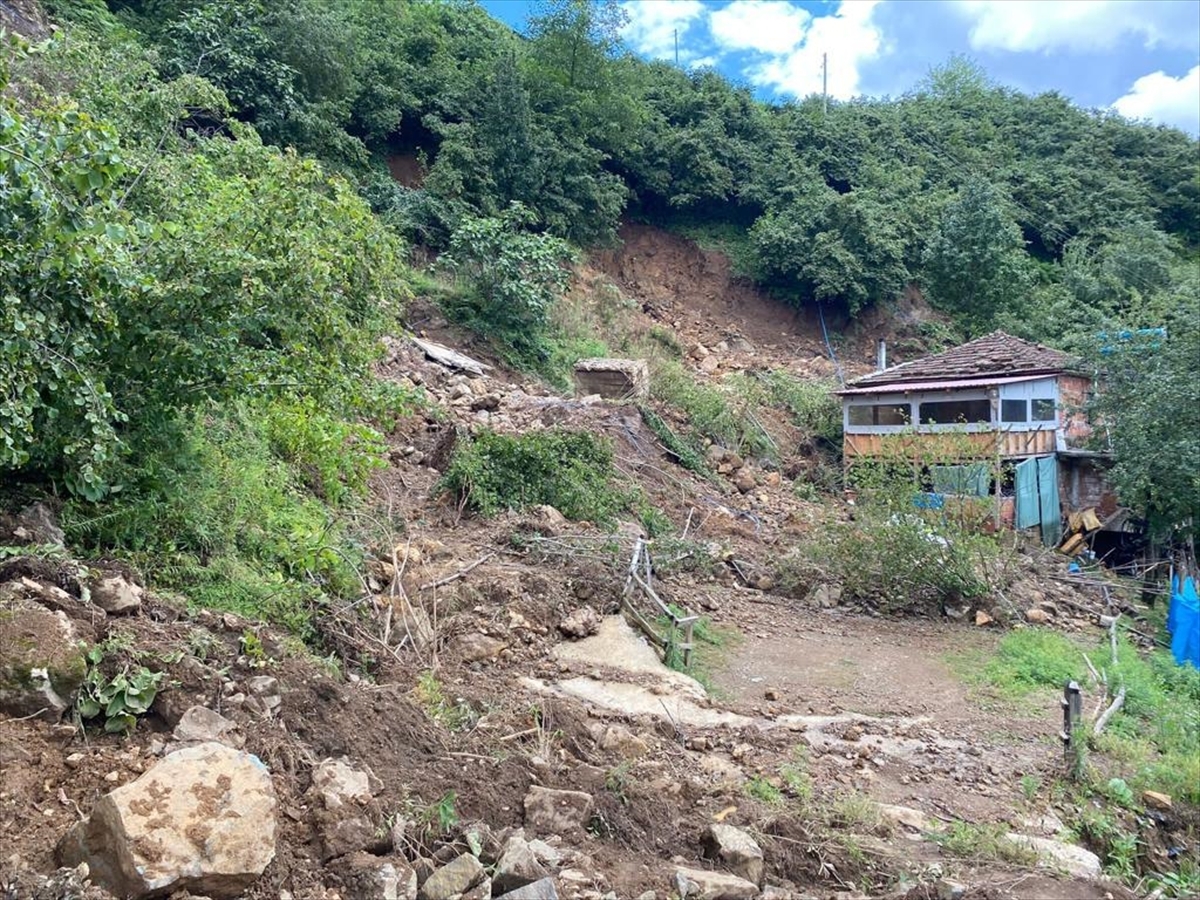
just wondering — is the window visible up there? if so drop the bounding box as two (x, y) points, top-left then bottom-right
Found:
(1032, 398), (1056, 421)
(1001, 399), (1028, 423)
(918, 398), (990, 426)
(848, 403), (909, 427)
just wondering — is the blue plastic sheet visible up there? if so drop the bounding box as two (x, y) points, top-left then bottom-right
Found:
(1167, 573), (1200, 669)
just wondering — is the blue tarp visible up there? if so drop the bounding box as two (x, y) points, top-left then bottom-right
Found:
(1167, 573), (1200, 669)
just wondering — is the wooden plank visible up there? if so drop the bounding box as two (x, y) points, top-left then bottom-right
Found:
(411, 337), (491, 375)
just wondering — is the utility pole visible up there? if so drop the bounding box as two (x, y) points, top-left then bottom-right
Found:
(822, 52), (828, 118)
(674, 29), (679, 67)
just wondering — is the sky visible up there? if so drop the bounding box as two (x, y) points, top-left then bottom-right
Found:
(479, 0), (1200, 134)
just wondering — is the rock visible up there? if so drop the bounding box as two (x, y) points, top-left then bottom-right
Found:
(1024, 608), (1050, 624)
(764, 689), (780, 702)
(1142, 790), (1173, 811)
(419, 854), (486, 900)
(171, 706), (243, 749)
(308, 757), (382, 861)
(90, 575), (143, 615)
(701, 824), (764, 885)
(974, 610), (994, 627)
(453, 633), (506, 663)
(245, 674), (282, 715)
(673, 866), (758, 900)
(598, 724), (648, 759)
(810, 583), (842, 609)
(10, 502), (65, 546)
(841, 724), (863, 742)
(1003, 834), (1102, 878)
(331, 852), (418, 900)
(690, 344), (710, 360)
(497, 878), (558, 900)
(494, 832), (548, 894)
(470, 395), (501, 412)
(0, 599), (86, 721)
(733, 469), (755, 494)
(523, 786), (593, 840)
(698, 356), (720, 375)
(57, 742), (276, 899)
(876, 804), (939, 835)
(935, 879), (966, 900)
(558, 608), (601, 639)
(533, 505), (569, 534)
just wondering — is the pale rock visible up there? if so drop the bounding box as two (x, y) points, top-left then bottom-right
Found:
(876, 804), (940, 835)
(91, 575), (143, 615)
(419, 854), (486, 900)
(494, 832), (548, 894)
(558, 608), (602, 639)
(331, 852), (418, 900)
(935, 878), (966, 900)
(9, 502), (65, 546)
(453, 633), (506, 663)
(598, 724), (648, 759)
(974, 610), (994, 627)
(523, 787), (593, 840)
(0, 600), (86, 721)
(498, 878), (559, 900)
(308, 757), (382, 861)
(1142, 790), (1172, 811)
(57, 742), (276, 899)
(171, 706), (243, 749)
(690, 344), (710, 360)
(1024, 608), (1050, 624)
(810, 583), (842, 609)
(698, 356), (720, 375)
(673, 866), (758, 900)
(702, 824), (764, 885)
(1004, 834), (1101, 878)
(733, 469), (755, 495)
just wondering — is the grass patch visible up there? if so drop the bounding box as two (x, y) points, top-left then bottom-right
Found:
(933, 821), (1037, 864)
(978, 629), (1087, 698)
(436, 428), (631, 524)
(650, 359), (775, 459)
(745, 775), (785, 806)
(658, 605), (735, 695)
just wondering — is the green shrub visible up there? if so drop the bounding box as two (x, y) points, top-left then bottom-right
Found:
(651, 360), (774, 458)
(981, 630), (1086, 696)
(262, 398), (386, 504)
(437, 428), (629, 523)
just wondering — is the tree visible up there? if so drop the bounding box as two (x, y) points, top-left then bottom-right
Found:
(1090, 309), (1200, 541)
(478, 52), (536, 208)
(923, 178), (1030, 332)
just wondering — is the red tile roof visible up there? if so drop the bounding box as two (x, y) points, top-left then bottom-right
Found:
(847, 332), (1077, 390)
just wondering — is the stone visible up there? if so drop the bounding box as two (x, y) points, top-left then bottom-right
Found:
(733, 469), (755, 494)
(598, 724), (648, 759)
(245, 674), (282, 715)
(308, 757), (382, 861)
(172, 706), (243, 749)
(690, 344), (710, 360)
(701, 824), (764, 885)
(90, 575), (143, 615)
(494, 832), (548, 894)
(1024, 608), (1050, 624)
(698, 355), (720, 375)
(331, 852), (418, 900)
(1142, 790), (1172, 811)
(672, 866), (758, 900)
(57, 742), (276, 899)
(1003, 834), (1102, 878)
(935, 879), (966, 900)
(453, 633), (506, 663)
(558, 607), (602, 639)
(497, 878), (559, 900)
(764, 689), (780, 702)
(974, 610), (994, 627)
(419, 854), (486, 900)
(810, 583), (842, 609)
(10, 502), (65, 546)
(876, 804), (939, 835)
(0, 599), (86, 721)
(523, 786), (593, 840)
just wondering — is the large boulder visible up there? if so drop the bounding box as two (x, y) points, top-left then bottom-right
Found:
(418, 853), (486, 900)
(701, 824), (764, 885)
(496, 878), (559, 900)
(523, 787), (593, 841)
(0, 598), (86, 721)
(90, 575), (142, 615)
(57, 741), (277, 899)
(1003, 834), (1102, 878)
(673, 866), (759, 900)
(494, 831), (548, 894)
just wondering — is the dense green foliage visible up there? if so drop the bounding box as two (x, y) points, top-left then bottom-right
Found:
(437, 428), (628, 523)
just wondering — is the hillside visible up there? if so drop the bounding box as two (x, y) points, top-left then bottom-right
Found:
(2, 2), (1199, 900)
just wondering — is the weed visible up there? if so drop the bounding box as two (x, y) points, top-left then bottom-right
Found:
(437, 429), (630, 524)
(658, 604), (732, 694)
(933, 821), (1036, 865)
(76, 645), (163, 734)
(239, 630), (269, 668)
(1101, 777), (1136, 809)
(638, 405), (712, 478)
(780, 747), (814, 803)
(1145, 859), (1200, 900)
(414, 790), (458, 836)
(185, 628), (221, 662)
(650, 360), (775, 459)
(605, 761), (632, 805)
(1019, 774), (1042, 802)
(413, 670), (476, 731)
(827, 791), (891, 836)
(1074, 806), (1141, 880)
(975, 630), (1086, 698)
(648, 326), (684, 357)
(745, 775), (784, 807)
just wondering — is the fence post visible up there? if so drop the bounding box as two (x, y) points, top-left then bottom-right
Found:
(1061, 680), (1082, 770)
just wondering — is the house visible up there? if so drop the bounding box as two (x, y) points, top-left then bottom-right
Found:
(837, 332), (1118, 544)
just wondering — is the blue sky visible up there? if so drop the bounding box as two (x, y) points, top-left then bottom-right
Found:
(479, 0), (1200, 134)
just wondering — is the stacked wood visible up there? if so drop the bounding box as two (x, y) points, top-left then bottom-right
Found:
(1058, 506), (1103, 555)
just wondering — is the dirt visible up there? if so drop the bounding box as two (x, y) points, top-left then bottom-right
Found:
(0, 225), (1179, 900)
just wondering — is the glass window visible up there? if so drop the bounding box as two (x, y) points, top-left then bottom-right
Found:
(1001, 399), (1028, 423)
(848, 403), (909, 426)
(918, 398), (990, 425)
(1032, 398), (1056, 421)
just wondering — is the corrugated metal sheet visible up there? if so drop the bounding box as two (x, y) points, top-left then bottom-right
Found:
(837, 374), (1047, 396)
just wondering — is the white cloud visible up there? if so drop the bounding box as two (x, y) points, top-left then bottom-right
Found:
(1112, 65), (1200, 133)
(746, 1), (885, 100)
(622, 0), (707, 60)
(709, 0), (812, 55)
(952, 0), (1198, 53)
